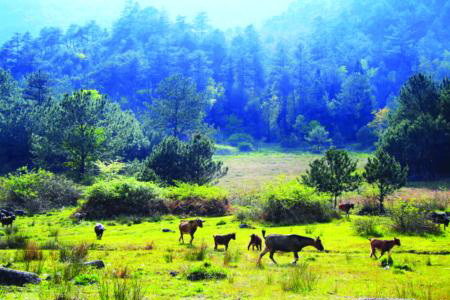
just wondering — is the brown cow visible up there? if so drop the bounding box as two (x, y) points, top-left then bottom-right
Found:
(248, 234), (262, 251)
(339, 203), (354, 217)
(179, 218), (204, 244)
(369, 238), (400, 259)
(213, 233), (236, 250)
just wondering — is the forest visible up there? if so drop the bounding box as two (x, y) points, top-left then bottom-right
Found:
(1, 0), (449, 178)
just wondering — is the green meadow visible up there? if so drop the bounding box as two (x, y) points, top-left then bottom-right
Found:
(0, 152), (449, 300)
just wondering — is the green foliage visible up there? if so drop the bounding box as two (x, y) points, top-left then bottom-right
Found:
(163, 182), (228, 201)
(81, 178), (166, 219)
(379, 75), (450, 179)
(352, 218), (382, 237)
(305, 125), (331, 152)
(149, 74), (206, 139)
(140, 134), (228, 185)
(302, 148), (361, 208)
(261, 177), (337, 225)
(389, 201), (440, 235)
(185, 243), (209, 262)
(227, 133), (255, 147)
(0, 226), (28, 249)
(363, 151), (408, 213)
(238, 142), (254, 152)
(185, 262), (227, 281)
(74, 274), (99, 286)
(31, 90), (147, 180)
(214, 144), (239, 155)
(94, 160), (126, 181)
(0, 167), (80, 213)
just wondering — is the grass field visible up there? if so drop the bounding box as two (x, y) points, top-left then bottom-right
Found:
(0, 152), (449, 299)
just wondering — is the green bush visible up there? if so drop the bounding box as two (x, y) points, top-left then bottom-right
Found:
(352, 218), (382, 237)
(227, 133), (254, 147)
(280, 262), (320, 294)
(74, 274), (99, 285)
(389, 201), (440, 235)
(140, 135), (227, 185)
(238, 142), (254, 152)
(0, 167), (81, 213)
(81, 178), (167, 219)
(185, 262), (227, 281)
(261, 177), (337, 225)
(164, 183), (229, 216)
(0, 226), (28, 249)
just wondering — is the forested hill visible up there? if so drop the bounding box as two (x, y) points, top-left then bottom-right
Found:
(0, 0), (449, 148)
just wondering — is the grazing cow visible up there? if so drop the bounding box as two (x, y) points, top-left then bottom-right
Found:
(369, 238), (400, 259)
(248, 234), (262, 251)
(213, 233), (236, 250)
(15, 210), (26, 216)
(94, 223), (106, 240)
(430, 212), (449, 230)
(339, 203), (355, 217)
(179, 218), (204, 244)
(258, 230), (324, 265)
(0, 215), (16, 227)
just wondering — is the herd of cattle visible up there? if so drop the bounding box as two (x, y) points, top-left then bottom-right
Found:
(0, 204), (448, 265)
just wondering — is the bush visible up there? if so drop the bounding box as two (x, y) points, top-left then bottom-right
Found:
(352, 218), (382, 237)
(389, 201), (440, 235)
(261, 177), (338, 225)
(185, 262), (227, 281)
(227, 133), (254, 147)
(237, 142), (254, 152)
(185, 242), (208, 261)
(0, 226), (29, 249)
(0, 167), (81, 213)
(140, 135), (227, 185)
(164, 183), (229, 216)
(81, 178), (167, 219)
(74, 274), (99, 285)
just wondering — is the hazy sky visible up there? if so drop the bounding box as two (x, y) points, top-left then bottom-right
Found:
(0, 0), (296, 42)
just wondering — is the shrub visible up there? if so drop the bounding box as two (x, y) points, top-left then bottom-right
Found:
(0, 167), (81, 213)
(74, 273), (99, 285)
(261, 177), (337, 225)
(81, 178), (167, 219)
(185, 242), (208, 261)
(185, 262), (227, 281)
(59, 242), (90, 263)
(140, 135), (228, 185)
(280, 262), (320, 294)
(389, 201), (440, 235)
(0, 226), (28, 249)
(227, 133), (254, 147)
(165, 183), (229, 216)
(16, 240), (44, 262)
(238, 142), (254, 152)
(352, 218), (382, 237)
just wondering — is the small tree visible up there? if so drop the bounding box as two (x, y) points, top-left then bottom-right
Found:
(363, 150), (408, 213)
(305, 125), (331, 153)
(141, 134), (228, 185)
(302, 148), (361, 209)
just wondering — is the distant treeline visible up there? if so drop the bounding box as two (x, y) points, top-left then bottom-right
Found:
(0, 0), (449, 178)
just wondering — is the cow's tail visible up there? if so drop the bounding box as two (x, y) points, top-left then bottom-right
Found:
(262, 230), (266, 238)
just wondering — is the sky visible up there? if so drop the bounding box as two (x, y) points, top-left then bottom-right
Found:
(0, 0), (296, 42)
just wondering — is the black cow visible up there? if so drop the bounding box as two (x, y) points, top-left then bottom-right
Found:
(258, 230), (324, 265)
(430, 212), (449, 230)
(94, 223), (106, 240)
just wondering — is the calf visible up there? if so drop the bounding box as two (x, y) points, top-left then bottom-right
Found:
(369, 238), (400, 259)
(94, 223), (106, 240)
(258, 230), (324, 265)
(0, 215), (16, 227)
(248, 234), (262, 251)
(430, 212), (449, 230)
(339, 203), (354, 217)
(179, 218), (204, 244)
(213, 233), (236, 250)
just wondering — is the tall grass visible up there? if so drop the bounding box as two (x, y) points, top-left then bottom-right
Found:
(280, 262), (320, 294)
(185, 242), (208, 261)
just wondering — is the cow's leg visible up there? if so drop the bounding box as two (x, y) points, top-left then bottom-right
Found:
(214, 242), (218, 250)
(379, 250), (385, 258)
(292, 252), (299, 264)
(179, 232), (184, 243)
(189, 233), (194, 244)
(370, 247), (377, 259)
(225, 242), (229, 251)
(269, 251), (277, 265)
(257, 247), (270, 264)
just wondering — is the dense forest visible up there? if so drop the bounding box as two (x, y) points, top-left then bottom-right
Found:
(0, 0), (449, 177)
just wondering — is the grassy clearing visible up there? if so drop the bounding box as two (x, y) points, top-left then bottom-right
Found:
(0, 211), (449, 299)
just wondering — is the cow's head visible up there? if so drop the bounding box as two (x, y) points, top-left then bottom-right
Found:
(315, 237), (324, 251)
(231, 233), (236, 240)
(196, 218), (204, 228)
(394, 237), (401, 246)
